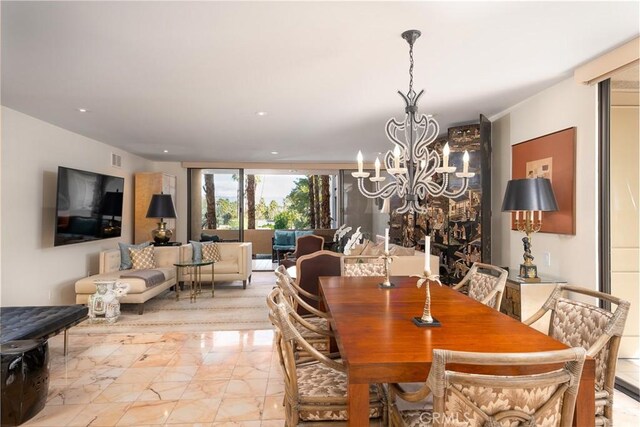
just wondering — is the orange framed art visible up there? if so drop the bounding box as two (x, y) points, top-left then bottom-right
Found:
(511, 127), (576, 235)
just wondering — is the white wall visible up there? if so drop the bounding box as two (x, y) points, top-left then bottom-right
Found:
(0, 107), (185, 306)
(491, 77), (598, 289)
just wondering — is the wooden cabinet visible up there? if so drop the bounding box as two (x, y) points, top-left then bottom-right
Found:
(500, 274), (566, 333)
(134, 173), (177, 244)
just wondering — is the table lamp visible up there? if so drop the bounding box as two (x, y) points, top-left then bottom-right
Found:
(501, 178), (558, 281)
(146, 193), (177, 244)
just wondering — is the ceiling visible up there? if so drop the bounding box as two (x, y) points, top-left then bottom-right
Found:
(2, 1), (639, 163)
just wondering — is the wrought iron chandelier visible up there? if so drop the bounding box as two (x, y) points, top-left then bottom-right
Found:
(352, 30), (474, 214)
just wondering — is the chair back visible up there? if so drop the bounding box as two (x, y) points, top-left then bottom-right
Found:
(455, 262), (508, 310)
(294, 234), (324, 257)
(295, 250), (342, 315)
(427, 347), (586, 427)
(525, 284), (630, 423)
(341, 255), (385, 277)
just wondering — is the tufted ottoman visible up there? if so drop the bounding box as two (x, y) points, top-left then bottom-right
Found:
(0, 305), (88, 356)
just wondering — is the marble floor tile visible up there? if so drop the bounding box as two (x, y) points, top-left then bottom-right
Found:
(132, 352), (176, 368)
(182, 380), (229, 400)
(214, 397), (264, 422)
(93, 381), (148, 403)
(225, 379), (269, 398)
(195, 364), (236, 380)
(115, 400), (177, 426)
(211, 421), (261, 427)
(138, 381), (189, 401)
(22, 404), (85, 426)
(113, 367), (164, 385)
(66, 402), (131, 426)
(262, 396), (286, 420)
(231, 364), (271, 379)
(155, 365), (199, 382)
(165, 397), (222, 424)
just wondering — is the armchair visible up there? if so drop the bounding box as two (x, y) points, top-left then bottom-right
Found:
(451, 262), (508, 310)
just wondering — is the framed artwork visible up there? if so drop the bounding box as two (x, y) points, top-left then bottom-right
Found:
(511, 127), (576, 235)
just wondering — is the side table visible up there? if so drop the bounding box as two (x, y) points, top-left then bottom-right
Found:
(500, 273), (566, 332)
(173, 260), (214, 302)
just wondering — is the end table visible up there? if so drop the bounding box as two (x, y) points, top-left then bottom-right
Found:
(173, 260), (214, 302)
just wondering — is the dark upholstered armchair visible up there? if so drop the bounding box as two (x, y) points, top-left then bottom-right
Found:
(279, 234), (324, 269)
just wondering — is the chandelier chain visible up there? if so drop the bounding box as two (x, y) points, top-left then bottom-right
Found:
(408, 41), (414, 95)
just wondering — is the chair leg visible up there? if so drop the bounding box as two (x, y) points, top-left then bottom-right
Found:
(243, 280), (247, 289)
(137, 304), (144, 315)
(64, 329), (69, 356)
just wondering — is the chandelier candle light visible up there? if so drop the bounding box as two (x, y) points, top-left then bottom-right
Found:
(352, 30), (475, 214)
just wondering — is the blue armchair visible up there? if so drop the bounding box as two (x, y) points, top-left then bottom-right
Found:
(272, 230), (314, 262)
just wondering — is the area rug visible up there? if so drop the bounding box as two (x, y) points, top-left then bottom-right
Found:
(72, 271), (275, 334)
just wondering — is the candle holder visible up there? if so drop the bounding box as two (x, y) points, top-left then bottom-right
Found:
(411, 270), (442, 327)
(378, 251), (396, 288)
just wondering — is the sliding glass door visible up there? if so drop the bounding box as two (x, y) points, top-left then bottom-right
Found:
(188, 169), (243, 242)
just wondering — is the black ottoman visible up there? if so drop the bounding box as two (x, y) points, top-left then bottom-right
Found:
(1, 340), (49, 426)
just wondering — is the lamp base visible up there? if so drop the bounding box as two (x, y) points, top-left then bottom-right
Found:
(519, 263), (541, 282)
(151, 222), (173, 244)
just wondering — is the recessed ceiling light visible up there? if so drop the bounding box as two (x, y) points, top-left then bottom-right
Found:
(271, 151), (279, 155)
(256, 111), (268, 116)
(163, 150), (169, 153)
(77, 108), (89, 113)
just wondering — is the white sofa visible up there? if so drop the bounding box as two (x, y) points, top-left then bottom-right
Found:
(75, 246), (179, 314)
(179, 242), (253, 288)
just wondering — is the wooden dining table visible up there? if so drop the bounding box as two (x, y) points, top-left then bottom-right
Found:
(318, 275), (595, 427)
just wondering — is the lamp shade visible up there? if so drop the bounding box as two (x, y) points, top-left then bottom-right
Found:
(146, 193), (177, 219)
(501, 178), (559, 212)
(100, 190), (123, 216)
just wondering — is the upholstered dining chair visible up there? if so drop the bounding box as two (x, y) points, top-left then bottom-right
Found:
(523, 284), (630, 426)
(389, 347), (586, 427)
(340, 255), (385, 277)
(295, 250), (342, 315)
(280, 234), (325, 269)
(267, 288), (387, 425)
(451, 262), (508, 310)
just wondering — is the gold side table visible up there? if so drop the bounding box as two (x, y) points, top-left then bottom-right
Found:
(174, 260), (214, 302)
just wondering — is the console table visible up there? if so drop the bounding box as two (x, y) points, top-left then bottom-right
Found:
(500, 273), (567, 332)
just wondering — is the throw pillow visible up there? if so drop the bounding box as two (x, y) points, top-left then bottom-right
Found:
(389, 245), (415, 256)
(118, 242), (151, 270)
(362, 240), (385, 256)
(202, 242), (222, 262)
(190, 240), (203, 262)
(129, 245), (157, 269)
(349, 241), (369, 256)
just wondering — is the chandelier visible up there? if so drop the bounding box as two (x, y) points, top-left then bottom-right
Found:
(352, 30), (474, 214)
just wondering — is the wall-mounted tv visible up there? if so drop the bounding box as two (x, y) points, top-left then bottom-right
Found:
(55, 167), (125, 246)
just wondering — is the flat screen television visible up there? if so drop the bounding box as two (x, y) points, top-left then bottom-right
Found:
(55, 167), (125, 246)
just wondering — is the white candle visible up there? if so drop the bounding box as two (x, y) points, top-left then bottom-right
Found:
(393, 145), (401, 169)
(357, 151), (363, 173)
(463, 150), (469, 173)
(374, 157), (380, 178)
(443, 142), (450, 168)
(515, 211), (520, 221)
(538, 210), (542, 222)
(424, 236), (431, 272)
(384, 228), (389, 253)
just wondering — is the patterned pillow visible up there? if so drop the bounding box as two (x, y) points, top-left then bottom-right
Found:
(202, 242), (222, 262)
(361, 241), (385, 256)
(118, 242), (151, 270)
(129, 245), (157, 269)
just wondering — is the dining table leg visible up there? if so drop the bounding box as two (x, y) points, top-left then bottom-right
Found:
(573, 357), (595, 427)
(347, 381), (369, 426)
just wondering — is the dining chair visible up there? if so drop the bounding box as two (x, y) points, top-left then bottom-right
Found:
(523, 284), (630, 426)
(267, 288), (387, 425)
(295, 250), (342, 315)
(451, 262), (508, 310)
(280, 234), (325, 269)
(389, 347), (586, 427)
(340, 255), (385, 277)
(274, 266), (333, 355)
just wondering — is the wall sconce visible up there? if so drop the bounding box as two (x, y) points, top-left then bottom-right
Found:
(501, 178), (558, 281)
(146, 193), (177, 244)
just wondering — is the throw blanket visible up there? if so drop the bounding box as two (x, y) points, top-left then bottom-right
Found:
(121, 269), (166, 288)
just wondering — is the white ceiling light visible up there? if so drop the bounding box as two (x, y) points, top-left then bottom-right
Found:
(256, 111), (268, 116)
(163, 150), (168, 153)
(271, 151), (279, 155)
(77, 108), (89, 113)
